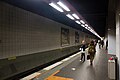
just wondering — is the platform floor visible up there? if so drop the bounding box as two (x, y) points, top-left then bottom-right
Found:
(55, 47), (109, 80)
(34, 45), (110, 80)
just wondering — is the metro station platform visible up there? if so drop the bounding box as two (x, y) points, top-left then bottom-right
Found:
(21, 44), (110, 80)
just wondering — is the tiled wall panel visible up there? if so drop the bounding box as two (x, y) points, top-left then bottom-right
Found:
(0, 2), (82, 59)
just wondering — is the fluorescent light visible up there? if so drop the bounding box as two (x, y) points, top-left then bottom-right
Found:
(57, 1), (70, 11)
(66, 14), (75, 20)
(87, 27), (90, 30)
(87, 28), (91, 30)
(90, 29), (93, 32)
(75, 21), (81, 24)
(80, 20), (85, 24)
(72, 13), (80, 19)
(81, 24), (85, 27)
(85, 24), (88, 27)
(49, 2), (64, 12)
(85, 27), (88, 29)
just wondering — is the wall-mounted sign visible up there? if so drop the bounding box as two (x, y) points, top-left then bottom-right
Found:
(61, 28), (69, 46)
(75, 31), (79, 43)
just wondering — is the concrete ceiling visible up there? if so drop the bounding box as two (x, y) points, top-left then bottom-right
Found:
(68, 0), (108, 37)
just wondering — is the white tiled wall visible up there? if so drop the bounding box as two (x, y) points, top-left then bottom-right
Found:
(0, 2), (87, 59)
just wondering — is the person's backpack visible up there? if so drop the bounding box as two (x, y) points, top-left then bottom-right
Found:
(88, 46), (95, 53)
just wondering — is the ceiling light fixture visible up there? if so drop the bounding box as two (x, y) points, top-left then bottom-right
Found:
(85, 27), (88, 29)
(88, 26), (91, 29)
(72, 13), (80, 19)
(57, 1), (70, 11)
(49, 2), (101, 39)
(90, 29), (93, 32)
(85, 24), (88, 27)
(81, 24), (85, 27)
(66, 14), (75, 20)
(75, 21), (81, 24)
(80, 20), (85, 24)
(87, 27), (90, 30)
(49, 2), (64, 12)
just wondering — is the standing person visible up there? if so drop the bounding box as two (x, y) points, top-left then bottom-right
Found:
(106, 40), (108, 50)
(95, 39), (98, 46)
(101, 40), (104, 48)
(80, 40), (86, 62)
(88, 40), (96, 65)
(94, 39), (97, 46)
(98, 40), (101, 49)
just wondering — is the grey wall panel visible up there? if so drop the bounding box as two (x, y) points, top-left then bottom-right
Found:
(0, 46), (79, 79)
(0, 2), (81, 59)
(116, 0), (120, 79)
(70, 29), (75, 46)
(0, 2), (94, 79)
(108, 0), (116, 55)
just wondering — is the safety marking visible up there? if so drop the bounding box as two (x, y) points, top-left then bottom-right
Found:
(70, 54), (77, 58)
(20, 70), (50, 80)
(43, 62), (63, 70)
(21, 51), (82, 80)
(61, 57), (71, 62)
(20, 72), (41, 80)
(44, 70), (73, 80)
(76, 52), (80, 55)
(50, 70), (60, 76)
(45, 76), (74, 80)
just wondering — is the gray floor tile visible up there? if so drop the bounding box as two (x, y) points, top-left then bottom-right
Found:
(55, 45), (110, 80)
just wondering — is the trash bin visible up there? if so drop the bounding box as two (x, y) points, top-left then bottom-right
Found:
(108, 58), (116, 79)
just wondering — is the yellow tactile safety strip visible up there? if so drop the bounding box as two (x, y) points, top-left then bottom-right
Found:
(45, 76), (74, 80)
(45, 70), (74, 80)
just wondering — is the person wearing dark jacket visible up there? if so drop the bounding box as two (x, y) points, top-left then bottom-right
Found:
(80, 40), (86, 62)
(106, 40), (108, 50)
(101, 40), (104, 48)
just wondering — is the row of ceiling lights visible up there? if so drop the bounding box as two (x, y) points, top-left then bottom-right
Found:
(49, 1), (101, 39)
